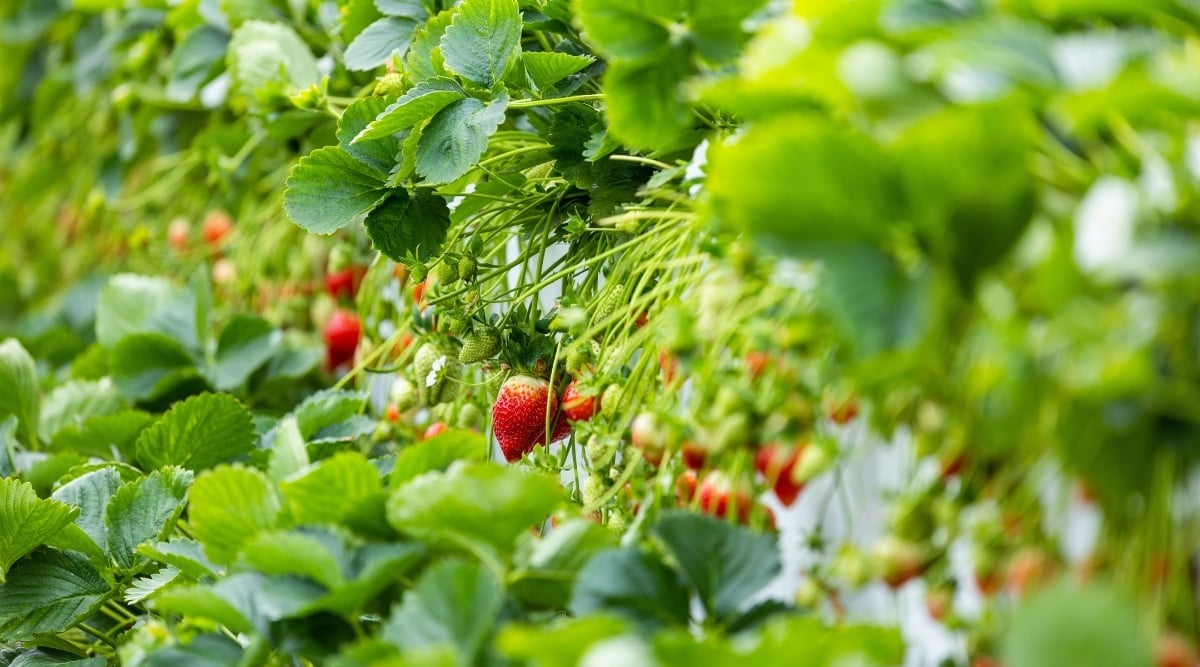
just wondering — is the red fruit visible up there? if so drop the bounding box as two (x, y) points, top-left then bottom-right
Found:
(324, 309), (361, 370)
(325, 265), (366, 301)
(167, 217), (190, 252)
(201, 210), (233, 246)
(975, 569), (1003, 597)
(392, 332), (414, 359)
(827, 396), (859, 424)
(636, 311), (649, 328)
(492, 375), (558, 462)
(1155, 631), (1199, 667)
(925, 586), (953, 622)
(681, 441), (707, 470)
(658, 350), (678, 385)
(873, 535), (925, 588)
(971, 657), (1001, 667)
(1005, 547), (1051, 598)
(424, 422), (447, 439)
(697, 471), (752, 524)
(755, 443), (804, 506)
(746, 351), (770, 379)
(561, 380), (599, 422)
(676, 469), (698, 504)
(940, 453), (965, 480)
(385, 405), (400, 423)
(631, 412), (669, 467)
(413, 279), (428, 307)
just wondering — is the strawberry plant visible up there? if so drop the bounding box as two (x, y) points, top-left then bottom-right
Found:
(3, 0), (1200, 665)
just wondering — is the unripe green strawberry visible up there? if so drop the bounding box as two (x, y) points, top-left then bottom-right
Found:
(457, 255), (478, 282)
(434, 260), (459, 285)
(373, 72), (405, 97)
(439, 313), (466, 336)
(458, 402), (484, 429)
(582, 473), (607, 506)
(600, 383), (626, 417)
(607, 512), (627, 533)
(564, 347), (591, 374)
(585, 436), (617, 468)
(592, 284), (625, 325)
(709, 412), (749, 454)
(459, 328), (501, 363)
(413, 343), (461, 406)
(390, 376), (418, 411)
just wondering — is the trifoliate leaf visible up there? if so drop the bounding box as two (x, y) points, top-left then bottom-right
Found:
(440, 0), (522, 87)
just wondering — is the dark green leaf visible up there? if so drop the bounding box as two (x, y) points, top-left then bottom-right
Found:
(49, 468), (123, 555)
(355, 77), (466, 143)
(143, 634), (242, 667)
(211, 315), (278, 391)
(338, 97), (405, 174)
(406, 9), (454, 83)
(440, 0), (522, 87)
(138, 538), (219, 578)
(651, 511), (782, 622)
(167, 26), (229, 103)
(106, 467), (193, 569)
(0, 550), (109, 641)
(284, 146), (388, 235)
(109, 333), (203, 402)
(415, 94), (508, 184)
(569, 547), (691, 631)
(511, 519), (617, 610)
(135, 393), (256, 471)
(382, 560), (503, 659)
(364, 189), (453, 262)
(521, 51), (595, 90)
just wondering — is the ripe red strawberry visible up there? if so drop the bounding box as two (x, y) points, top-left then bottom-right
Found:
(492, 375), (559, 462)
(424, 422), (447, 439)
(384, 404), (401, 423)
(827, 396), (859, 424)
(676, 469), (698, 504)
(681, 441), (708, 470)
(561, 380), (599, 422)
(697, 471), (752, 523)
(746, 351), (770, 379)
(324, 309), (361, 370)
(1005, 547), (1051, 598)
(631, 412), (669, 466)
(201, 210), (233, 246)
(658, 350), (678, 384)
(325, 265), (366, 301)
(755, 443), (804, 506)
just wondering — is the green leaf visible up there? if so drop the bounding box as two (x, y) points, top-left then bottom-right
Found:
(0, 550), (110, 641)
(109, 333), (203, 402)
(415, 94), (508, 184)
(124, 567), (183, 605)
(52, 410), (154, 460)
(894, 103), (1035, 286)
(106, 467), (194, 569)
(210, 315), (278, 391)
(345, 17), (420, 71)
(569, 547), (690, 631)
(152, 585), (254, 635)
(521, 51), (595, 90)
(603, 56), (691, 150)
(574, 0), (680, 61)
(281, 452), (383, 525)
(166, 26), (229, 102)
(188, 466), (281, 564)
(386, 463), (563, 565)
(510, 519), (617, 610)
(50, 468), (123, 554)
(239, 530), (346, 589)
(1002, 581), (1154, 667)
(4, 649), (106, 667)
(706, 116), (895, 250)
(686, 0), (768, 63)
(137, 538), (219, 578)
(0, 339), (40, 448)
(142, 634), (243, 667)
(95, 274), (198, 349)
(160, 573), (325, 634)
(284, 146), (388, 235)
(406, 9), (453, 83)
(288, 389), (370, 439)
(389, 429), (486, 486)
(268, 415), (309, 484)
(338, 97), (405, 174)
(498, 616), (629, 667)
(310, 541), (424, 615)
(227, 20), (320, 106)
(382, 560), (503, 659)
(376, 0), (428, 18)
(440, 0), (522, 87)
(0, 479), (80, 582)
(354, 77), (467, 143)
(135, 393), (256, 471)
(38, 379), (125, 445)
(651, 511), (782, 622)
(364, 189), (453, 262)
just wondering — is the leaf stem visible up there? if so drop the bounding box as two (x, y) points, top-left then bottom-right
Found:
(508, 93), (604, 109)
